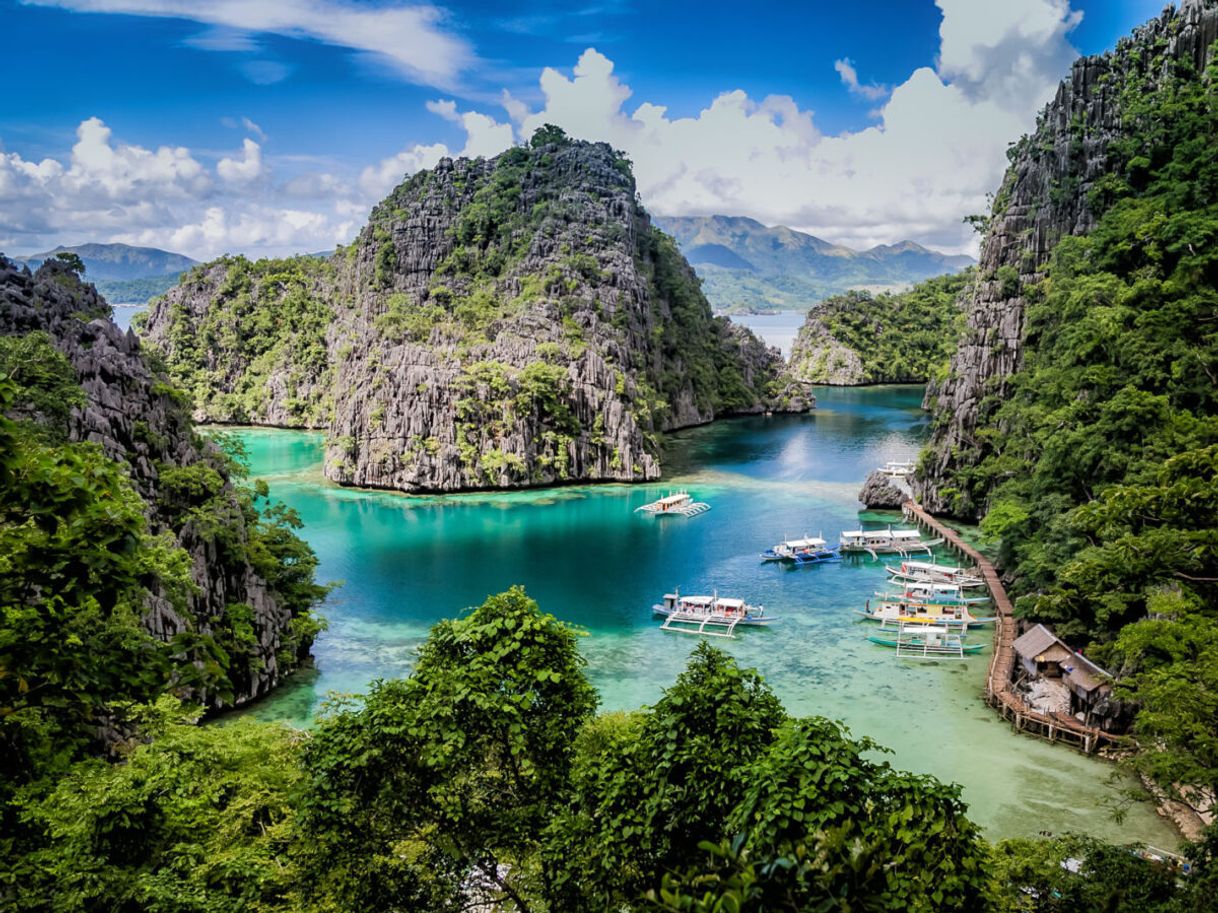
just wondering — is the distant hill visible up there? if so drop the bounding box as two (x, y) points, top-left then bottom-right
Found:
(13, 243), (199, 304)
(655, 215), (974, 313)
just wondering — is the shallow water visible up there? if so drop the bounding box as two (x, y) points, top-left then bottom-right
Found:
(232, 385), (1176, 845)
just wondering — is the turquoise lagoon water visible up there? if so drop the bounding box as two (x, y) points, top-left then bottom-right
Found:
(233, 385), (1176, 845)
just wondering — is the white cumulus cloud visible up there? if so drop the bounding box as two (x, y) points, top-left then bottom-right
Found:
(217, 138), (265, 185)
(22, 0), (473, 87)
(1, 0), (1086, 261)
(490, 0), (1085, 253)
(834, 58), (889, 101)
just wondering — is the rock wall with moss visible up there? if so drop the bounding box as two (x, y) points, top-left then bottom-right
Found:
(0, 255), (326, 712)
(143, 134), (811, 492)
(916, 0), (1218, 515)
(788, 271), (971, 385)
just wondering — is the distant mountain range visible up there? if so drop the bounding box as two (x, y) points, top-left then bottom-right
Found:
(14, 243), (199, 304)
(654, 215), (974, 313)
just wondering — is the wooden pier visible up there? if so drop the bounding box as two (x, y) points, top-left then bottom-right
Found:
(902, 500), (1116, 754)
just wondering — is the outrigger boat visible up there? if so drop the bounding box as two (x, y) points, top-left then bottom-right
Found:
(856, 597), (995, 628)
(761, 535), (841, 565)
(635, 490), (711, 517)
(874, 581), (991, 607)
(866, 622), (985, 658)
(839, 526), (942, 558)
(653, 590), (771, 638)
(877, 459), (915, 478)
(885, 560), (985, 588)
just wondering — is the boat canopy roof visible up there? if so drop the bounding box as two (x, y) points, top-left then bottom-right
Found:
(907, 582), (961, 593)
(784, 537), (826, 548)
(669, 595), (746, 610)
(654, 492), (691, 506)
(841, 530), (865, 538)
(892, 530), (923, 540)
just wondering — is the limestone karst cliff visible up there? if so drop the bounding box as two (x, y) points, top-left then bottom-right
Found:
(142, 133), (812, 493)
(788, 272), (971, 386)
(0, 255), (325, 709)
(915, 0), (1218, 516)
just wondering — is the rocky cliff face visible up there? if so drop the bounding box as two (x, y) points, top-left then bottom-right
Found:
(144, 136), (812, 493)
(789, 317), (864, 385)
(0, 255), (320, 708)
(916, 0), (1218, 516)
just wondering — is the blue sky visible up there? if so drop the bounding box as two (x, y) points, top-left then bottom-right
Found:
(0, 0), (1174, 259)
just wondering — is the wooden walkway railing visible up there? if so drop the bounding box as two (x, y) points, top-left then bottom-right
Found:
(902, 500), (1115, 754)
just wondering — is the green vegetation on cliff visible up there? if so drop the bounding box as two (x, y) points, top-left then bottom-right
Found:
(142, 128), (803, 494)
(931, 38), (1218, 812)
(1, 260), (327, 877)
(790, 270), (971, 384)
(138, 254), (335, 426)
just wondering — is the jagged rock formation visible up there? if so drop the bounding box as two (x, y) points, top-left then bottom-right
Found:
(857, 470), (909, 509)
(916, 0), (1218, 516)
(789, 272), (971, 386)
(0, 255), (320, 708)
(144, 136), (812, 493)
(789, 317), (865, 384)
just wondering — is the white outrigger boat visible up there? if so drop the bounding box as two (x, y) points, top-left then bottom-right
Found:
(760, 535), (841, 565)
(874, 581), (992, 607)
(886, 560), (985, 588)
(653, 590), (771, 638)
(635, 490), (711, 517)
(856, 597), (995, 628)
(839, 526), (942, 558)
(867, 622), (984, 658)
(877, 460), (915, 478)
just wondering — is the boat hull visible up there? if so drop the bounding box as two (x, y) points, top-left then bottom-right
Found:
(652, 606), (773, 626)
(866, 634), (985, 655)
(855, 610), (995, 628)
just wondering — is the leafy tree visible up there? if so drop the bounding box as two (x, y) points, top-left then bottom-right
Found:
(296, 586), (597, 913)
(530, 124), (570, 148)
(990, 834), (1196, 913)
(11, 699), (302, 913)
(1108, 591), (1218, 817)
(544, 642), (785, 910)
(545, 644), (991, 912)
(0, 331), (84, 438)
(50, 251), (86, 276)
(0, 380), (193, 794)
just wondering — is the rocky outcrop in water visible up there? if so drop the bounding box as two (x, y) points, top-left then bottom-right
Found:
(0, 255), (320, 708)
(858, 470), (909, 509)
(144, 134), (811, 493)
(916, 0), (1218, 516)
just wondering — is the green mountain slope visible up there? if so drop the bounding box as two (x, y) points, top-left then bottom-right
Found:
(788, 270), (972, 385)
(655, 215), (974, 312)
(15, 243), (200, 304)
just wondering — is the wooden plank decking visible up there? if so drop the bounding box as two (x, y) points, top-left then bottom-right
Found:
(902, 500), (1115, 754)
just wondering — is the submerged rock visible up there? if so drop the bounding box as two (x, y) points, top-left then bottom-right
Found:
(143, 135), (811, 494)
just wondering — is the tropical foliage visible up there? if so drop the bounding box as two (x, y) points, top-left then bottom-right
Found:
(927, 34), (1218, 807)
(791, 270), (972, 384)
(8, 586), (1214, 912)
(139, 254), (336, 426)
